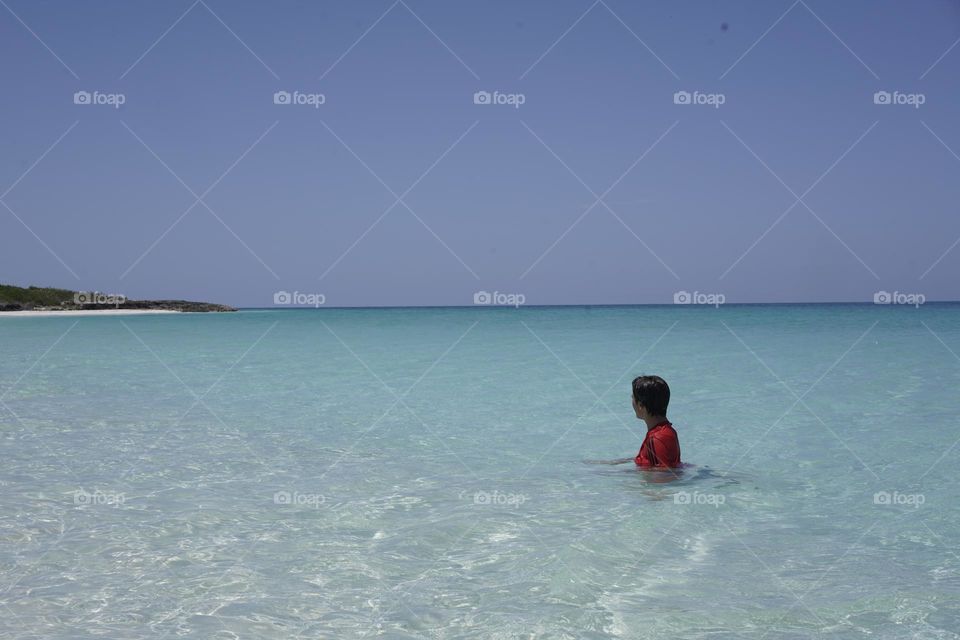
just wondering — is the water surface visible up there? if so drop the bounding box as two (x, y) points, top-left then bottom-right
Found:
(2, 304), (958, 638)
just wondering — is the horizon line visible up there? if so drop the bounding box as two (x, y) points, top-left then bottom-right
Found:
(241, 300), (960, 311)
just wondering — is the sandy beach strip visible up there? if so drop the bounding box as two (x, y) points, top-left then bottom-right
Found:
(0, 309), (183, 318)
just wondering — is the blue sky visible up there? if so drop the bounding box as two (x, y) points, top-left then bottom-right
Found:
(1, 0), (959, 307)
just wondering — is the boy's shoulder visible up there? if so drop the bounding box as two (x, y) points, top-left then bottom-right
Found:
(653, 421), (678, 436)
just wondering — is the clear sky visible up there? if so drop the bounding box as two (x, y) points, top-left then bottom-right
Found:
(2, 0), (959, 307)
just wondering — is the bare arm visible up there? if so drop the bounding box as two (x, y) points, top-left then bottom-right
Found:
(583, 457), (635, 465)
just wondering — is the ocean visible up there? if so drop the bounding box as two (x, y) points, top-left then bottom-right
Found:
(2, 304), (958, 638)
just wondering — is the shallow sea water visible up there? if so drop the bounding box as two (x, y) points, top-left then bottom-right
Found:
(1, 304), (959, 638)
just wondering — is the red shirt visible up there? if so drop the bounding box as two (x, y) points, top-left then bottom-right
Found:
(635, 421), (681, 468)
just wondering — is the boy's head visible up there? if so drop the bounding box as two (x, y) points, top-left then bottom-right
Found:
(631, 375), (670, 418)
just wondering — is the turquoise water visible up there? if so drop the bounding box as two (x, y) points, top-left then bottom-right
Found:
(2, 304), (959, 639)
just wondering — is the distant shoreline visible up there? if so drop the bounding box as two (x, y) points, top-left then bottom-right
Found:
(0, 284), (237, 314)
(0, 309), (183, 318)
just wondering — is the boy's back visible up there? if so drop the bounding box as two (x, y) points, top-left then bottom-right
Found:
(630, 376), (682, 469)
(634, 420), (681, 468)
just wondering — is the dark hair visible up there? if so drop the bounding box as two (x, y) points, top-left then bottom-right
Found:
(632, 375), (670, 416)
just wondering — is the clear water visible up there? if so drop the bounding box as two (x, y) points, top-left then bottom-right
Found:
(1, 304), (959, 639)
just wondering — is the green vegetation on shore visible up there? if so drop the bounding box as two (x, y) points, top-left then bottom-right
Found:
(0, 284), (77, 308)
(0, 283), (236, 312)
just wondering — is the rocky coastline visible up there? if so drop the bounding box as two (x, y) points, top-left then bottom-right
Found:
(0, 285), (236, 313)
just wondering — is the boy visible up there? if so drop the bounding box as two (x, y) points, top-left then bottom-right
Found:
(585, 375), (682, 468)
(630, 375), (681, 468)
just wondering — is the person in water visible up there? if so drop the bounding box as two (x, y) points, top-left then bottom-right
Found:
(630, 375), (681, 469)
(585, 375), (682, 469)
